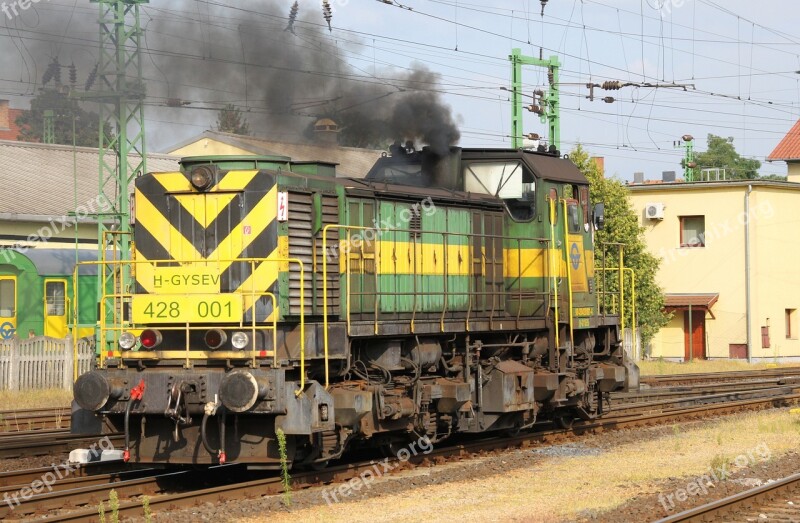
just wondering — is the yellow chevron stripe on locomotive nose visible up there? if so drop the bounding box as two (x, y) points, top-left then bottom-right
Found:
(134, 187), (203, 262)
(135, 170), (282, 320)
(208, 186), (277, 272)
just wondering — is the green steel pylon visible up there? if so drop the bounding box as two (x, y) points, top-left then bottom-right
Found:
(79, 0), (148, 350)
(509, 48), (561, 150)
(43, 110), (55, 144)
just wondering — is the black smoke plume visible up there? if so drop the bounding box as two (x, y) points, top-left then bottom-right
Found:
(0, 0), (460, 153)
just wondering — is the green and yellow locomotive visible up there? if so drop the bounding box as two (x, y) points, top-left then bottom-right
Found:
(72, 147), (636, 468)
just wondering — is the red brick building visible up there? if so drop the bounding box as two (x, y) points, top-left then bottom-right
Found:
(0, 100), (29, 142)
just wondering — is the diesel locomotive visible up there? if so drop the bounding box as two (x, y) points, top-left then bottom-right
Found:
(72, 146), (638, 468)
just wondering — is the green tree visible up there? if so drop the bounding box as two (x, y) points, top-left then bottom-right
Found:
(216, 104), (250, 135)
(693, 134), (761, 179)
(15, 89), (106, 146)
(571, 145), (669, 348)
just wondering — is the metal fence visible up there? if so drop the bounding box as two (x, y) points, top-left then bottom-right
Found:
(0, 336), (95, 390)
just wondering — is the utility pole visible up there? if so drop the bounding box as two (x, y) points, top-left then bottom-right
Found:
(509, 48), (560, 150)
(674, 134), (696, 182)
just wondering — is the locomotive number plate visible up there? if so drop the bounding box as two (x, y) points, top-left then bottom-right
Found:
(132, 294), (243, 324)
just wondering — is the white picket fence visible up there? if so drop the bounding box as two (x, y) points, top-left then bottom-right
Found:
(624, 328), (642, 361)
(0, 336), (95, 390)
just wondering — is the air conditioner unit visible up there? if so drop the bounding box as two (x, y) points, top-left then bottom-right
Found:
(645, 202), (665, 220)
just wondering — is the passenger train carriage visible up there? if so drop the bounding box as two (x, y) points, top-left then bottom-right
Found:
(72, 147), (637, 468)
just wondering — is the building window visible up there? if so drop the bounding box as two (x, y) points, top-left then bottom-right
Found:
(680, 216), (705, 247)
(787, 309), (797, 339)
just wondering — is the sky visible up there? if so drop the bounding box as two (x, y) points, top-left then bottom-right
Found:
(1, 0), (799, 181)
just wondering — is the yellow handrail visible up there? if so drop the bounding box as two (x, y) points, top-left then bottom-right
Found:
(322, 224), (373, 389)
(598, 267), (636, 354)
(73, 257), (305, 394)
(561, 199), (574, 354)
(549, 197), (560, 350)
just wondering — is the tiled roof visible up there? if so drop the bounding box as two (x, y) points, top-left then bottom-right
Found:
(0, 140), (179, 217)
(0, 109), (28, 141)
(664, 293), (719, 309)
(768, 119), (800, 161)
(167, 131), (385, 178)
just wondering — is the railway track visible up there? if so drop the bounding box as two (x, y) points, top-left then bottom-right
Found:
(4, 385), (800, 522)
(0, 431), (122, 459)
(0, 408), (71, 433)
(641, 366), (800, 387)
(656, 472), (800, 522)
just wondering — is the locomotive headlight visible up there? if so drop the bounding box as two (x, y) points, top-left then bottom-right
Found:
(190, 165), (215, 191)
(204, 329), (227, 349)
(140, 329), (163, 349)
(231, 331), (249, 349)
(118, 331), (136, 350)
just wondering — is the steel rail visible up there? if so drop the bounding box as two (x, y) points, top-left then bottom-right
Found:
(17, 390), (800, 523)
(654, 472), (800, 522)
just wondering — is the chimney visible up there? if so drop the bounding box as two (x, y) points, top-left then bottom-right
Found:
(313, 118), (340, 146)
(0, 100), (9, 130)
(591, 156), (605, 174)
(662, 171), (676, 182)
(633, 172), (644, 184)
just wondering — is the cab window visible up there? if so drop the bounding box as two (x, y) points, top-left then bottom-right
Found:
(567, 201), (581, 234)
(463, 161), (536, 221)
(0, 279), (15, 317)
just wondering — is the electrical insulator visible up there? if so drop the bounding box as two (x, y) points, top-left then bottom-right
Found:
(540, 0), (548, 16)
(602, 96), (615, 103)
(682, 134), (694, 142)
(687, 161), (697, 168)
(547, 68), (554, 86)
(285, 1), (299, 34)
(528, 104), (543, 115)
(69, 63), (77, 86)
(85, 63), (98, 91)
(52, 58), (61, 84)
(602, 80), (621, 90)
(42, 60), (59, 86)
(322, 0), (333, 31)
(534, 89), (544, 97)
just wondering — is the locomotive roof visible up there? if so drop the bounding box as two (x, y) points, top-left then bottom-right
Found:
(459, 148), (588, 185)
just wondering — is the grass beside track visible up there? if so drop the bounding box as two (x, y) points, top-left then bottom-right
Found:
(638, 359), (799, 376)
(0, 389), (72, 410)
(245, 409), (800, 523)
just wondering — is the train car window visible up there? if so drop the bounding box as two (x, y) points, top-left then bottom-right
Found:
(463, 161), (535, 221)
(464, 161), (524, 198)
(567, 201), (581, 234)
(0, 279), (14, 317)
(45, 281), (66, 316)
